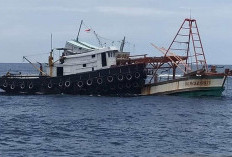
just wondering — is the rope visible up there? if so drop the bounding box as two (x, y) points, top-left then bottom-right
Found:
(23, 52), (49, 57)
(82, 21), (135, 49)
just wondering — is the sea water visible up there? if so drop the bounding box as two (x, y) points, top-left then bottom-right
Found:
(0, 63), (232, 156)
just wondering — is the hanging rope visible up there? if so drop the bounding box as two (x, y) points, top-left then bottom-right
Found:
(23, 52), (49, 58)
(82, 21), (136, 50)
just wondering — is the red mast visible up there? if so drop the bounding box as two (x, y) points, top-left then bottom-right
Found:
(164, 18), (208, 72)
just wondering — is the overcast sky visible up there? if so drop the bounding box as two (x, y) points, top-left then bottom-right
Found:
(0, 0), (231, 64)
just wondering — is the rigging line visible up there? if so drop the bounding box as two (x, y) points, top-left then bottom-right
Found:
(83, 22), (134, 45)
(83, 21), (115, 42)
(100, 35), (134, 46)
(97, 35), (115, 42)
(83, 22), (136, 48)
(24, 52), (50, 57)
(83, 22), (137, 50)
(82, 21), (91, 29)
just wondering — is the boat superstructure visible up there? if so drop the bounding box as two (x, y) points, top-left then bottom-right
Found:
(47, 40), (120, 77)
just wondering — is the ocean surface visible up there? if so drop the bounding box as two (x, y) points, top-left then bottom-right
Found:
(0, 63), (232, 156)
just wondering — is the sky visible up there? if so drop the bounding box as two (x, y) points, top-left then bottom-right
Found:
(0, 0), (232, 64)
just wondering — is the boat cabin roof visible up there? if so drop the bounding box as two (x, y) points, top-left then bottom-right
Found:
(66, 40), (99, 50)
(64, 46), (118, 59)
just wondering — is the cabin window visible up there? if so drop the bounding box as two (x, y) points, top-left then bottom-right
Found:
(108, 51), (113, 57)
(92, 54), (95, 58)
(83, 64), (86, 67)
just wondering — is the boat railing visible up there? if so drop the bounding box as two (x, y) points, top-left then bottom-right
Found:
(1, 73), (47, 79)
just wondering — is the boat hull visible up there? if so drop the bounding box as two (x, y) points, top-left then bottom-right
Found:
(0, 63), (146, 95)
(141, 75), (226, 97)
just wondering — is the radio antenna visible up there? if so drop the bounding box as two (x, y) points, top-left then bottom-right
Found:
(51, 33), (53, 51)
(190, 9), (192, 19)
(76, 20), (83, 41)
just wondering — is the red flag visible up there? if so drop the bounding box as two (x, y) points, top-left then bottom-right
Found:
(85, 29), (91, 32)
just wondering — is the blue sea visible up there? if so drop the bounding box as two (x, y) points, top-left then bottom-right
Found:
(0, 63), (232, 156)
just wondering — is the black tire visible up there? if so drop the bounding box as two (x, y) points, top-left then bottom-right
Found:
(59, 81), (63, 87)
(10, 84), (16, 90)
(48, 82), (53, 89)
(3, 81), (8, 88)
(107, 76), (114, 83)
(135, 72), (140, 79)
(86, 79), (92, 86)
(20, 82), (25, 89)
(65, 81), (71, 88)
(77, 81), (84, 88)
(126, 74), (132, 80)
(97, 78), (103, 85)
(117, 74), (124, 81)
(29, 82), (34, 89)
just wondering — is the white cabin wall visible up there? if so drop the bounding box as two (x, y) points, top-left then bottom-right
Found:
(46, 52), (117, 76)
(45, 66), (57, 77)
(96, 53), (102, 70)
(60, 47), (118, 76)
(94, 51), (116, 70)
(64, 56), (97, 67)
(106, 51), (116, 67)
(63, 55), (98, 75)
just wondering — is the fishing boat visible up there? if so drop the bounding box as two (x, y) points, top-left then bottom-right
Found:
(139, 18), (228, 96)
(0, 18), (228, 96)
(111, 18), (227, 96)
(0, 21), (147, 95)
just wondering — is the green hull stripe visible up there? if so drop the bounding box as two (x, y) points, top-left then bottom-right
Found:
(169, 87), (224, 97)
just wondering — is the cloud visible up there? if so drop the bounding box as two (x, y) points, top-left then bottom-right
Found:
(95, 6), (175, 16)
(0, 5), (177, 16)
(0, 6), (89, 13)
(35, 6), (89, 13)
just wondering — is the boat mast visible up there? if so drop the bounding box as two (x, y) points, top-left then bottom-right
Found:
(51, 33), (53, 51)
(120, 36), (126, 52)
(163, 18), (208, 72)
(49, 34), (54, 77)
(48, 50), (53, 77)
(76, 20), (83, 42)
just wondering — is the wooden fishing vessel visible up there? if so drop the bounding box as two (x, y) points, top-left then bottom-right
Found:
(118, 18), (228, 96)
(142, 74), (226, 96)
(141, 18), (228, 96)
(0, 18), (228, 96)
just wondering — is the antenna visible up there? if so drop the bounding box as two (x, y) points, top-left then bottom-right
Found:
(76, 20), (83, 41)
(51, 33), (53, 51)
(120, 36), (126, 52)
(190, 9), (192, 19)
